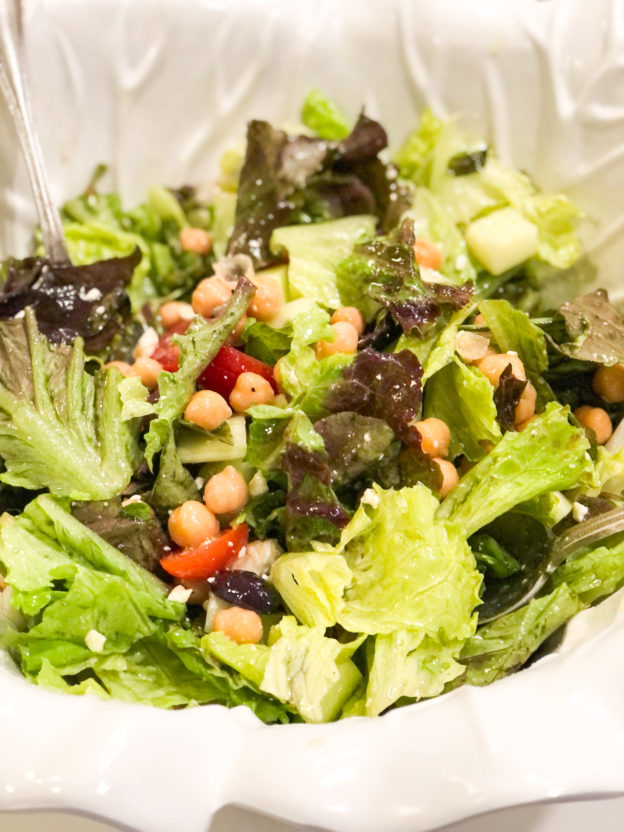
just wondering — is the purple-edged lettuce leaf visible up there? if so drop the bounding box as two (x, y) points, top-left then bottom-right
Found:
(314, 412), (398, 487)
(335, 219), (472, 337)
(227, 114), (410, 268)
(494, 364), (528, 432)
(0, 248), (142, 358)
(555, 290), (624, 365)
(281, 444), (350, 550)
(326, 348), (424, 447)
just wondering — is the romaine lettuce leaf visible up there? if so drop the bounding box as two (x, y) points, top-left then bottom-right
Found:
(240, 318), (292, 365)
(478, 299), (548, 379)
(438, 404), (591, 538)
(337, 484), (481, 638)
(424, 358), (501, 460)
(549, 537), (624, 604)
(0, 311), (141, 500)
(366, 630), (465, 716)
(460, 583), (584, 686)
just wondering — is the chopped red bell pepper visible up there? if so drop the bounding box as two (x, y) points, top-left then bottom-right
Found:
(198, 345), (278, 399)
(160, 524), (249, 580)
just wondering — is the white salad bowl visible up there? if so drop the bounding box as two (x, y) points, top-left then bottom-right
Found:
(1, 0), (624, 830)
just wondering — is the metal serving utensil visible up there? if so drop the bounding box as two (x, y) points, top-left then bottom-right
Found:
(0, 0), (69, 264)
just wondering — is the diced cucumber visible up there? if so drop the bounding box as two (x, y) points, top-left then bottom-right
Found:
(175, 415), (247, 464)
(268, 297), (318, 329)
(255, 264), (289, 300)
(270, 215), (377, 308)
(465, 207), (538, 275)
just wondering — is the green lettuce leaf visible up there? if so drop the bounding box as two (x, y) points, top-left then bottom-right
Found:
(366, 630), (465, 716)
(478, 299), (548, 379)
(437, 404), (591, 538)
(150, 429), (200, 516)
(271, 215), (377, 309)
(260, 616), (363, 723)
(301, 89), (351, 140)
(240, 318), (292, 365)
(270, 552), (353, 627)
(549, 537), (624, 605)
(337, 484), (481, 638)
(245, 405), (324, 473)
(406, 188), (477, 284)
(144, 278), (254, 466)
(424, 358), (501, 460)
(0, 311), (140, 500)
(460, 583), (584, 686)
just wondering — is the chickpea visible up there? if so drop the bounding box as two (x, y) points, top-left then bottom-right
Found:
(229, 372), (275, 412)
(248, 276), (283, 322)
(179, 226), (213, 255)
(213, 606), (263, 644)
(414, 418), (451, 458)
(331, 306), (365, 335)
(477, 352), (526, 387)
(434, 458), (459, 498)
(204, 465), (248, 514)
(455, 330), (491, 364)
(168, 500), (219, 549)
(159, 301), (195, 329)
(315, 321), (359, 359)
(515, 382), (537, 427)
(185, 390), (232, 432)
(574, 405), (613, 445)
(413, 238), (443, 270)
(192, 276), (232, 318)
(129, 357), (163, 389)
(593, 364), (624, 403)
(103, 360), (133, 377)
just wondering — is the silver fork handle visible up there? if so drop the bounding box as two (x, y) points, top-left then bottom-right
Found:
(0, 0), (69, 264)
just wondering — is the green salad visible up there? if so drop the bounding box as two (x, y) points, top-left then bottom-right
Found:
(1, 92), (624, 723)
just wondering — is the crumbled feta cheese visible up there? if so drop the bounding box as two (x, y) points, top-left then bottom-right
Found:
(121, 495), (143, 507)
(79, 287), (103, 302)
(455, 254), (468, 271)
(168, 585), (193, 603)
(248, 471), (268, 497)
(85, 629), (106, 653)
(572, 502), (589, 522)
(361, 488), (380, 509)
(231, 539), (281, 575)
(195, 476), (205, 490)
(132, 326), (159, 359)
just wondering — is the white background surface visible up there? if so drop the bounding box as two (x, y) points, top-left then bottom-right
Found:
(2, 798), (624, 832)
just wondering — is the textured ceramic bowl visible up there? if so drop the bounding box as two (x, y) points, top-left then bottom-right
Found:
(1, 1), (624, 830)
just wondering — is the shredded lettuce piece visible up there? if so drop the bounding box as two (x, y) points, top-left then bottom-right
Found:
(460, 584), (584, 686)
(438, 404), (591, 538)
(301, 89), (351, 140)
(424, 358), (501, 460)
(478, 299), (548, 378)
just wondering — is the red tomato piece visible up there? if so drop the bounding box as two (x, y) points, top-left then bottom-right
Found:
(198, 345), (278, 399)
(150, 320), (189, 372)
(160, 524), (249, 580)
